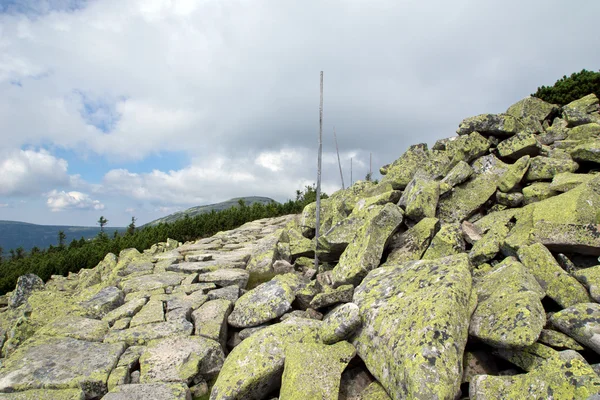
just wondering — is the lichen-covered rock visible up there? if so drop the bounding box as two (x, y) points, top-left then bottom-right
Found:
(469, 289), (545, 348)
(8, 274), (44, 309)
(469, 224), (510, 264)
(37, 315), (109, 342)
(399, 174), (440, 222)
(497, 155), (530, 193)
(129, 299), (164, 328)
(538, 329), (584, 351)
(495, 191), (523, 207)
(120, 272), (187, 294)
(319, 303), (361, 345)
(79, 286), (125, 318)
(195, 269), (249, 289)
(353, 254), (472, 400)
(456, 113), (525, 136)
(506, 96), (558, 123)
(518, 243), (592, 307)
(470, 350), (600, 399)
(0, 389), (86, 399)
(139, 336), (224, 384)
(522, 182), (558, 204)
(192, 299), (232, 350)
(385, 217), (439, 265)
(497, 133), (540, 159)
(380, 144), (451, 189)
(550, 303), (600, 354)
(279, 341), (356, 400)
(0, 336), (124, 398)
(569, 138), (600, 164)
(438, 155), (508, 223)
(524, 155), (579, 181)
(331, 203), (403, 287)
(102, 297), (148, 326)
(441, 160), (473, 188)
(245, 229), (286, 281)
(532, 221), (600, 255)
(227, 273), (301, 328)
(309, 284), (353, 309)
(444, 131), (491, 164)
(573, 265), (600, 302)
(550, 172), (595, 192)
(474, 257), (544, 301)
(562, 93), (600, 127)
(566, 122), (600, 141)
(359, 382), (392, 400)
(421, 223), (465, 260)
(102, 383), (191, 400)
(492, 342), (556, 372)
(103, 320), (193, 346)
(210, 319), (323, 400)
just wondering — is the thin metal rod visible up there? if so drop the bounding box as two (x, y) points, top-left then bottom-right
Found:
(334, 126), (344, 189)
(315, 71), (323, 270)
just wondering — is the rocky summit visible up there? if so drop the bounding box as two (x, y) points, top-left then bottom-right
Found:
(3, 95), (600, 400)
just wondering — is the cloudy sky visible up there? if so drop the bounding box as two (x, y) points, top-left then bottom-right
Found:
(1, 0), (599, 227)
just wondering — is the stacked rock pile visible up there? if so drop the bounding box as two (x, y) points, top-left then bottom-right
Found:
(2, 94), (600, 399)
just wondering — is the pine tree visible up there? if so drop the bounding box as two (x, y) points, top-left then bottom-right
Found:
(58, 230), (66, 248)
(97, 216), (108, 232)
(127, 216), (137, 235)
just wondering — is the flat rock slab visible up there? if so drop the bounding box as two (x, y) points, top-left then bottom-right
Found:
(195, 269), (249, 289)
(518, 243), (591, 307)
(211, 319), (323, 400)
(104, 321), (193, 346)
(550, 303), (600, 354)
(120, 273), (188, 294)
(102, 298), (148, 326)
(129, 300), (164, 328)
(140, 336), (224, 384)
(102, 383), (191, 400)
(353, 254), (472, 400)
(0, 388), (85, 399)
(37, 315), (109, 342)
(279, 341), (356, 400)
(574, 265), (600, 302)
(228, 273), (300, 328)
(470, 350), (600, 399)
(79, 286), (124, 317)
(0, 336), (125, 398)
(192, 299), (232, 350)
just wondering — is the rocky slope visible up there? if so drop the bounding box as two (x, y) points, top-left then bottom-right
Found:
(2, 94), (600, 399)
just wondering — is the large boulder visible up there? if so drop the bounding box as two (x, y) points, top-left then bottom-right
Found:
(353, 254), (473, 399)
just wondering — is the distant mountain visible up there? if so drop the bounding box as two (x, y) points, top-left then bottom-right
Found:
(0, 221), (126, 252)
(144, 196), (277, 227)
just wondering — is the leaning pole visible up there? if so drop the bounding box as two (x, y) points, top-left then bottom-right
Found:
(315, 71), (323, 270)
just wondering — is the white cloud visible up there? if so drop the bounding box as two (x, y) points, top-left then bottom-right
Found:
(0, 149), (69, 195)
(46, 190), (104, 212)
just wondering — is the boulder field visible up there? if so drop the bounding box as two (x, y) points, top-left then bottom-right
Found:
(2, 94), (600, 399)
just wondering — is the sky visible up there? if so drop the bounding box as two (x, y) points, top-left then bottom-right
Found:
(0, 0), (599, 227)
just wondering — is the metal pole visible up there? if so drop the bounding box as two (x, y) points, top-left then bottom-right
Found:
(315, 71), (323, 270)
(334, 127), (345, 189)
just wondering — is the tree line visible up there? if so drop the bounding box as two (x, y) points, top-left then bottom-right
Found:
(0, 186), (326, 295)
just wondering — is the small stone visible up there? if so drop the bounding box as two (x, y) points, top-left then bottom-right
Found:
(8, 274), (44, 309)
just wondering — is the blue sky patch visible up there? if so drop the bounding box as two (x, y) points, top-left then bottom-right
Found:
(0, 0), (90, 15)
(74, 90), (124, 133)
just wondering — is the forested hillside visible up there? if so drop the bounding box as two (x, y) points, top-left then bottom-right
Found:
(0, 186), (325, 295)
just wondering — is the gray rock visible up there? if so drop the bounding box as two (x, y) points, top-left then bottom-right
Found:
(320, 302), (361, 345)
(228, 274), (300, 328)
(353, 254), (472, 399)
(196, 269), (249, 289)
(192, 299), (232, 350)
(102, 383), (191, 400)
(550, 303), (600, 354)
(8, 274), (44, 309)
(139, 336), (224, 384)
(104, 321), (193, 346)
(0, 336), (124, 398)
(207, 285), (240, 302)
(79, 286), (124, 318)
(103, 297), (148, 326)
